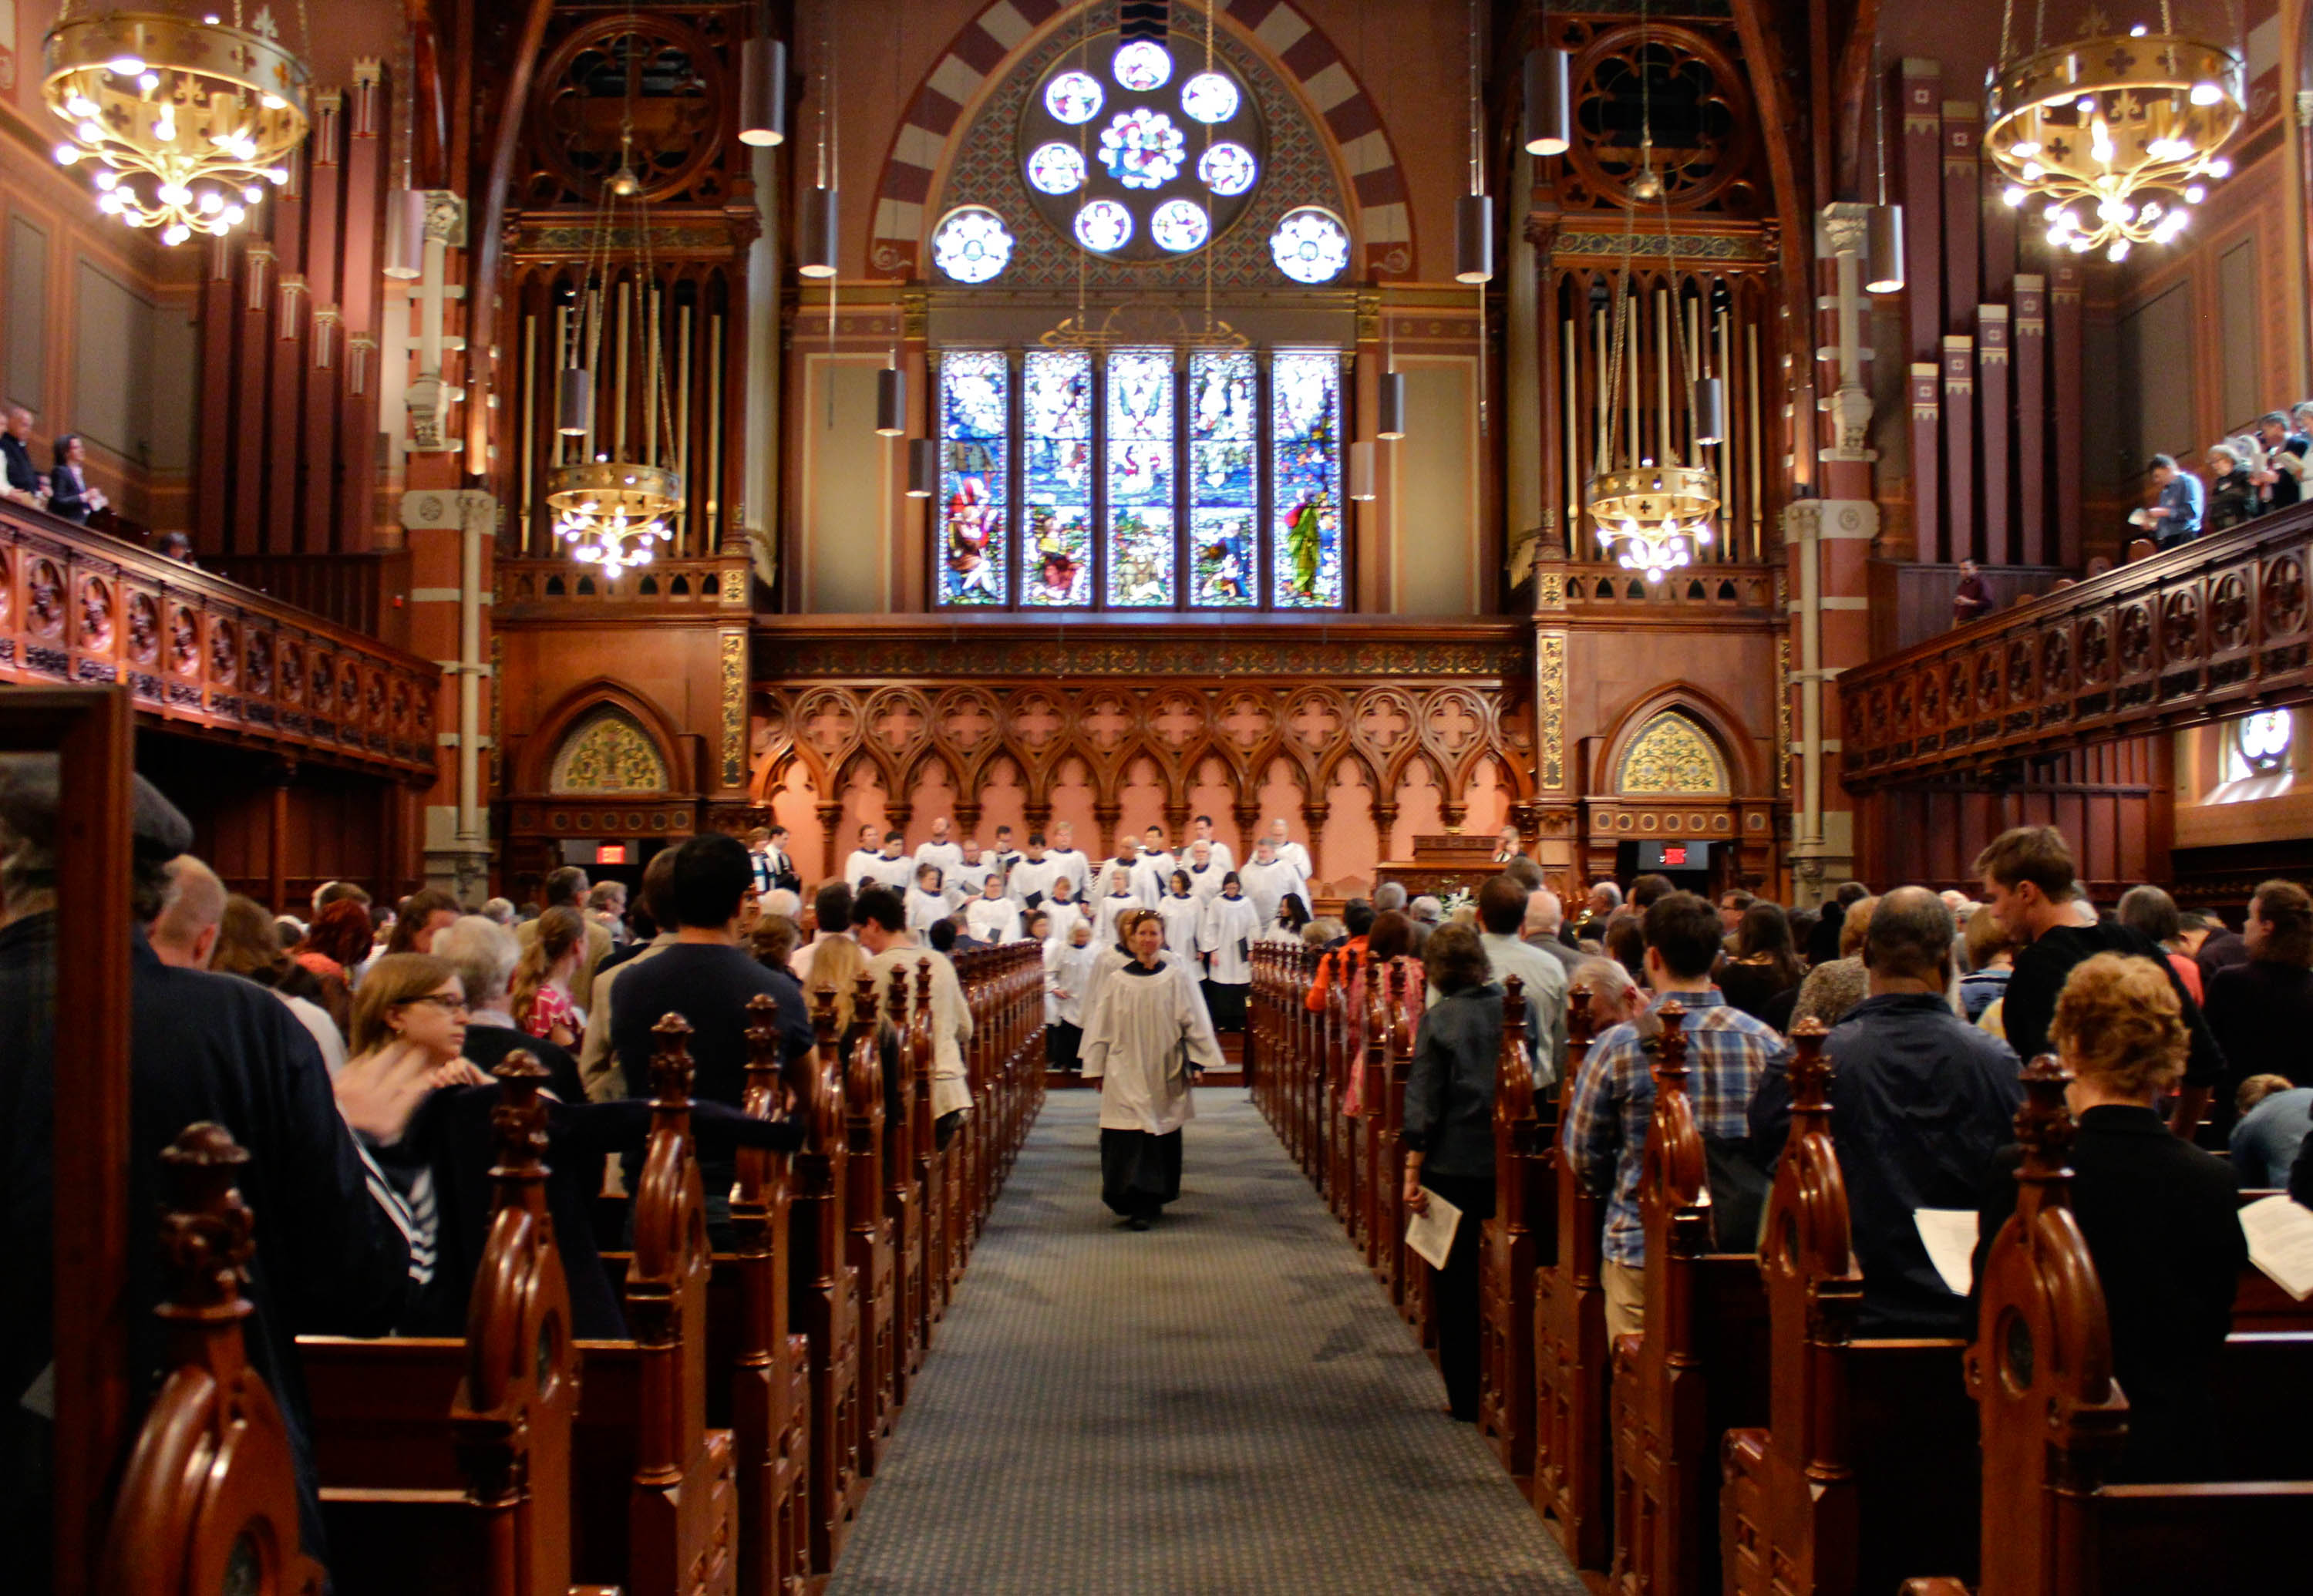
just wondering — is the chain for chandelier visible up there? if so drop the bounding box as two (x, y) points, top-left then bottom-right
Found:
(1986, 0), (2244, 259)
(44, 0), (313, 244)
(1584, 5), (1719, 583)
(547, 13), (685, 574)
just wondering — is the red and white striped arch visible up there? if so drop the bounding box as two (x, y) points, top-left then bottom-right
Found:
(867, 0), (1413, 280)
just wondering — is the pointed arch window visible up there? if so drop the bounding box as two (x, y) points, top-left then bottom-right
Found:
(934, 345), (1348, 612)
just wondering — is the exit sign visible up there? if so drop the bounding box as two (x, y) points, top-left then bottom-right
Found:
(1662, 844), (1689, 867)
(1638, 840), (1710, 870)
(596, 843), (630, 866)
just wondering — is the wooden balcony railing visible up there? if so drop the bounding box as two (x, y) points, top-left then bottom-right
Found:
(1838, 500), (2313, 791)
(494, 555), (754, 621)
(0, 499), (441, 779)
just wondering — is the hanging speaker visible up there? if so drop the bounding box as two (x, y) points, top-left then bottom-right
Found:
(738, 35), (786, 148)
(1348, 440), (1377, 501)
(876, 367), (906, 436)
(1455, 193), (1493, 284)
(557, 367), (593, 436)
(382, 188), (427, 280)
(1523, 49), (1571, 157)
(1865, 204), (1905, 294)
(799, 185), (840, 278)
(1375, 371), (1406, 440)
(1691, 376), (1725, 446)
(907, 438), (938, 498)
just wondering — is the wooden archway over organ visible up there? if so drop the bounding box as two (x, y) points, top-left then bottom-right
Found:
(1578, 682), (1779, 891)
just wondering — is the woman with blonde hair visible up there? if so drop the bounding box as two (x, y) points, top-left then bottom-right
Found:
(510, 904), (585, 1048)
(805, 930), (872, 1034)
(1972, 953), (2243, 1483)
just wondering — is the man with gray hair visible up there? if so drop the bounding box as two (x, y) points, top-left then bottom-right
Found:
(1373, 880), (1409, 915)
(1523, 888), (1584, 977)
(1574, 879), (1621, 941)
(480, 897), (517, 925)
(1749, 886), (2021, 1336)
(1409, 894), (1442, 925)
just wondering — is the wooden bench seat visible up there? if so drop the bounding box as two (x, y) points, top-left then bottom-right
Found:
(1480, 974), (1551, 1481)
(1531, 990), (1610, 1571)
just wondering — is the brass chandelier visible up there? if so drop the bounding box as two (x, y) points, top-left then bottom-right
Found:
(43, 4), (309, 245)
(1986, 2), (2243, 261)
(547, 77), (685, 575)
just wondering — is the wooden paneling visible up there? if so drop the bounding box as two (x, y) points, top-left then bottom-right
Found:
(1867, 558), (2072, 656)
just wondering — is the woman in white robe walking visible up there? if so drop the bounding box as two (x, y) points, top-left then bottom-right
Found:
(1197, 871), (1263, 1033)
(1079, 910), (1225, 1229)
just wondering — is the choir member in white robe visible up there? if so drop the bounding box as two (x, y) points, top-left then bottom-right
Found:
(914, 817), (965, 890)
(1092, 881), (1142, 950)
(1237, 838), (1309, 927)
(1258, 891), (1312, 944)
(841, 826), (887, 893)
(1265, 818), (1314, 880)
(856, 833), (917, 894)
(1154, 871), (1203, 958)
(1189, 814), (1235, 874)
(947, 840), (998, 905)
(1044, 918), (1097, 1073)
(1198, 874), (1264, 1032)
(1008, 835), (1062, 908)
(904, 865), (951, 936)
(964, 874), (1022, 944)
(1080, 912), (1224, 1228)
(1183, 840), (1228, 903)
(1047, 823), (1092, 900)
(1138, 825), (1177, 881)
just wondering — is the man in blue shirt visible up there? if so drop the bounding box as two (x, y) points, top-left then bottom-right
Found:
(2140, 453), (2205, 548)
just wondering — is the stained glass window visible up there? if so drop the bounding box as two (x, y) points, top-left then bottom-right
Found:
(930, 207), (1012, 284)
(937, 351), (1009, 606)
(1045, 71), (1103, 124)
(1197, 143), (1258, 197)
(1106, 347), (1177, 607)
(1111, 40), (1171, 91)
(1188, 349), (1258, 608)
(1074, 199), (1133, 252)
(932, 347), (1345, 612)
(1150, 198), (1209, 253)
(1180, 71), (1239, 123)
(1025, 143), (1085, 195)
(1271, 208), (1352, 284)
(1271, 352), (1343, 608)
(1022, 349), (1093, 607)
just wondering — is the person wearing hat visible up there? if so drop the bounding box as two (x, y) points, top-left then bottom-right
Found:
(0, 755), (429, 1580)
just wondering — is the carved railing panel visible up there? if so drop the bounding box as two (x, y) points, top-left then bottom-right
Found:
(1840, 503), (2313, 790)
(0, 501), (439, 777)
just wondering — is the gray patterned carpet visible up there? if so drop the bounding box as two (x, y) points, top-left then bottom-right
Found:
(826, 1089), (1586, 1595)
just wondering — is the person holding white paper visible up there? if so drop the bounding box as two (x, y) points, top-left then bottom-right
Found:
(1079, 910), (1224, 1231)
(1971, 953), (2245, 1483)
(1402, 924), (1535, 1422)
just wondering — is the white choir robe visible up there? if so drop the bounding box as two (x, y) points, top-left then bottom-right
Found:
(1092, 891), (1141, 951)
(1079, 953), (1225, 1138)
(1275, 840), (1313, 880)
(905, 887), (952, 936)
(1047, 847), (1092, 900)
(1196, 840), (1237, 874)
(914, 839), (965, 891)
(1237, 858), (1309, 927)
(1258, 921), (1304, 944)
(1008, 855), (1062, 907)
(842, 848), (887, 890)
(948, 857), (998, 906)
(965, 895), (1022, 944)
(1183, 861), (1229, 904)
(859, 852), (917, 893)
(1198, 893), (1264, 985)
(1155, 894), (1204, 959)
(1140, 849), (1177, 884)
(1048, 938), (1099, 1028)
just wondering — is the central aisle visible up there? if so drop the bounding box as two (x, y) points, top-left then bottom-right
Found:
(827, 1089), (1585, 1595)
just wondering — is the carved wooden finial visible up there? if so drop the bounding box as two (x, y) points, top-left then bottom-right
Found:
(2015, 1054), (2076, 1180)
(648, 1011), (695, 1106)
(810, 985), (841, 1053)
(1651, 999), (1690, 1092)
(915, 955), (934, 1002)
(887, 963), (910, 1018)
(1567, 983), (1595, 1050)
(157, 1123), (255, 1322)
(850, 971), (880, 1032)
(1787, 1016), (1833, 1119)
(743, 992), (783, 1068)
(487, 1051), (552, 1180)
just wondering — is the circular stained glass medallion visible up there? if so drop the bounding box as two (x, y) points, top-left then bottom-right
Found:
(1150, 197), (1210, 252)
(1197, 142), (1257, 197)
(1180, 71), (1240, 123)
(1074, 198), (1133, 252)
(1045, 70), (1103, 124)
(931, 207), (1014, 284)
(1270, 207), (1351, 283)
(2238, 708), (2293, 773)
(1112, 40), (1172, 91)
(1099, 107), (1186, 190)
(1026, 142), (1086, 195)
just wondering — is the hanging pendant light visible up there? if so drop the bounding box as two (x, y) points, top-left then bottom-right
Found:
(1862, 41), (1904, 293)
(1455, 194), (1494, 284)
(557, 366), (594, 436)
(799, 184), (839, 278)
(382, 189), (428, 280)
(738, 33), (786, 147)
(906, 438), (938, 498)
(1692, 376), (1725, 446)
(1375, 371), (1406, 440)
(1348, 440), (1377, 501)
(1523, 49), (1571, 157)
(875, 366), (906, 436)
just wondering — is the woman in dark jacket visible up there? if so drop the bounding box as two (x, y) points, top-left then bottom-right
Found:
(1715, 901), (1803, 1023)
(1402, 924), (1538, 1420)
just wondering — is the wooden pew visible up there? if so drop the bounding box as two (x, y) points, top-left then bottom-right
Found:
(103, 1124), (331, 1596)
(880, 967), (925, 1402)
(1606, 1000), (1769, 1596)
(908, 958), (949, 1337)
(729, 996), (810, 1596)
(1480, 974), (1552, 1482)
(792, 992), (863, 1571)
(1901, 1058), (2313, 1596)
(1719, 1019), (1979, 1596)
(1533, 988), (1611, 1569)
(1353, 951), (1388, 1270)
(842, 976), (897, 1478)
(1382, 961), (1423, 1333)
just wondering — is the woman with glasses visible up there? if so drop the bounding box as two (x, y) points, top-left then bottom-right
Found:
(339, 954), (488, 1146)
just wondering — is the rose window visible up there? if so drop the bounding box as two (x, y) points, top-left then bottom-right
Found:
(1017, 34), (1268, 265)
(1269, 207), (1351, 284)
(931, 207), (1014, 284)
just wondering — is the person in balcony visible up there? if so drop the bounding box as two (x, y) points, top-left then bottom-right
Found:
(2205, 443), (2258, 533)
(45, 435), (106, 525)
(2131, 455), (2204, 551)
(1952, 558), (1994, 627)
(1, 405), (45, 506)
(2246, 413), (2305, 510)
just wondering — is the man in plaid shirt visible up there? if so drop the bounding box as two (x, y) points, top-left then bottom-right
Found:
(1561, 891), (1791, 1339)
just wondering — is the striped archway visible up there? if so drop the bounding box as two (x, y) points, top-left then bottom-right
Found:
(867, 0), (1413, 280)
